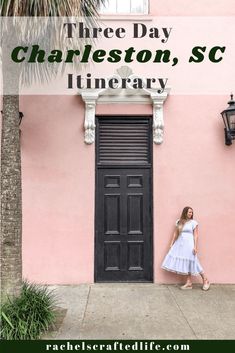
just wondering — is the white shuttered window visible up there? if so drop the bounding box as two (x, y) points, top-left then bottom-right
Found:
(100, 0), (149, 15)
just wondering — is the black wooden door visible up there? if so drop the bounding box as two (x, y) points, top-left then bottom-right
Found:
(95, 117), (153, 282)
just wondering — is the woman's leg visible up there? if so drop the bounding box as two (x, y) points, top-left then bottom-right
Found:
(180, 275), (192, 289)
(185, 275), (192, 285)
(200, 272), (209, 284)
(200, 272), (210, 290)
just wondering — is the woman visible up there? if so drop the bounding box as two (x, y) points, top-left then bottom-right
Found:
(161, 206), (210, 290)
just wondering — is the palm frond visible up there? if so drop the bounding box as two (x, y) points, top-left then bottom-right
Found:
(0, 0), (108, 88)
(0, 0), (107, 16)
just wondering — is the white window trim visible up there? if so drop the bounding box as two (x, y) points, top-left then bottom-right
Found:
(99, 15), (152, 22)
(99, 0), (149, 16)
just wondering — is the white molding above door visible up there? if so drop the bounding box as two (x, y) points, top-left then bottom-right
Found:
(78, 66), (170, 145)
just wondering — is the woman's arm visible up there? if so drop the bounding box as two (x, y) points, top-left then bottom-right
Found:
(170, 228), (178, 248)
(193, 225), (199, 254)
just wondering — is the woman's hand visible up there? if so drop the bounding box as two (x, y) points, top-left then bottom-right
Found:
(193, 248), (197, 255)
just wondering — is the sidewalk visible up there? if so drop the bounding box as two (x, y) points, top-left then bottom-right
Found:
(43, 284), (235, 340)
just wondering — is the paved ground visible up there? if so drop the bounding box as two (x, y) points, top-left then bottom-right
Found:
(43, 284), (235, 340)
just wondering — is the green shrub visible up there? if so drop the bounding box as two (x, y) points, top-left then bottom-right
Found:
(0, 281), (57, 340)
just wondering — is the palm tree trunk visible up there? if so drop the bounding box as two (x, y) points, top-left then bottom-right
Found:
(1, 40), (22, 300)
(0, 1), (104, 300)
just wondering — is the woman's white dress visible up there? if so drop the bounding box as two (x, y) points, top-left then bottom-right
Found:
(161, 219), (204, 275)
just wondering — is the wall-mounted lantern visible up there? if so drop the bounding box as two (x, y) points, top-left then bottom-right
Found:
(19, 112), (24, 125)
(221, 94), (235, 146)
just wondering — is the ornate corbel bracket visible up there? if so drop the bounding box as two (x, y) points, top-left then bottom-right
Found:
(152, 101), (164, 144)
(84, 102), (96, 144)
(80, 92), (100, 144)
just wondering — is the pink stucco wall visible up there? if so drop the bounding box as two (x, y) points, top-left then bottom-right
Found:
(150, 0), (235, 16)
(154, 95), (235, 284)
(21, 94), (235, 284)
(8, 0), (234, 284)
(21, 96), (95, 283)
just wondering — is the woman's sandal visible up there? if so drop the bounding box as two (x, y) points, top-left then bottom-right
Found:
(180, 283), (193, 290)
(202, 281), (210, 291)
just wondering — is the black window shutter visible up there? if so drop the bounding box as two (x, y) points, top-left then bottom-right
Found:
(97, 117), (151, 165)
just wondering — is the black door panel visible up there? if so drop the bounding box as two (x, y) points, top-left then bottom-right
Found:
(95, 117), (153, 282)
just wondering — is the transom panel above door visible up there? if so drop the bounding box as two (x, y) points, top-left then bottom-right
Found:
(95, 117), (153, 282)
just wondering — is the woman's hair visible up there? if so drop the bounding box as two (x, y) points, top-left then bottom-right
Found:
(176, 206), (193, 238)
